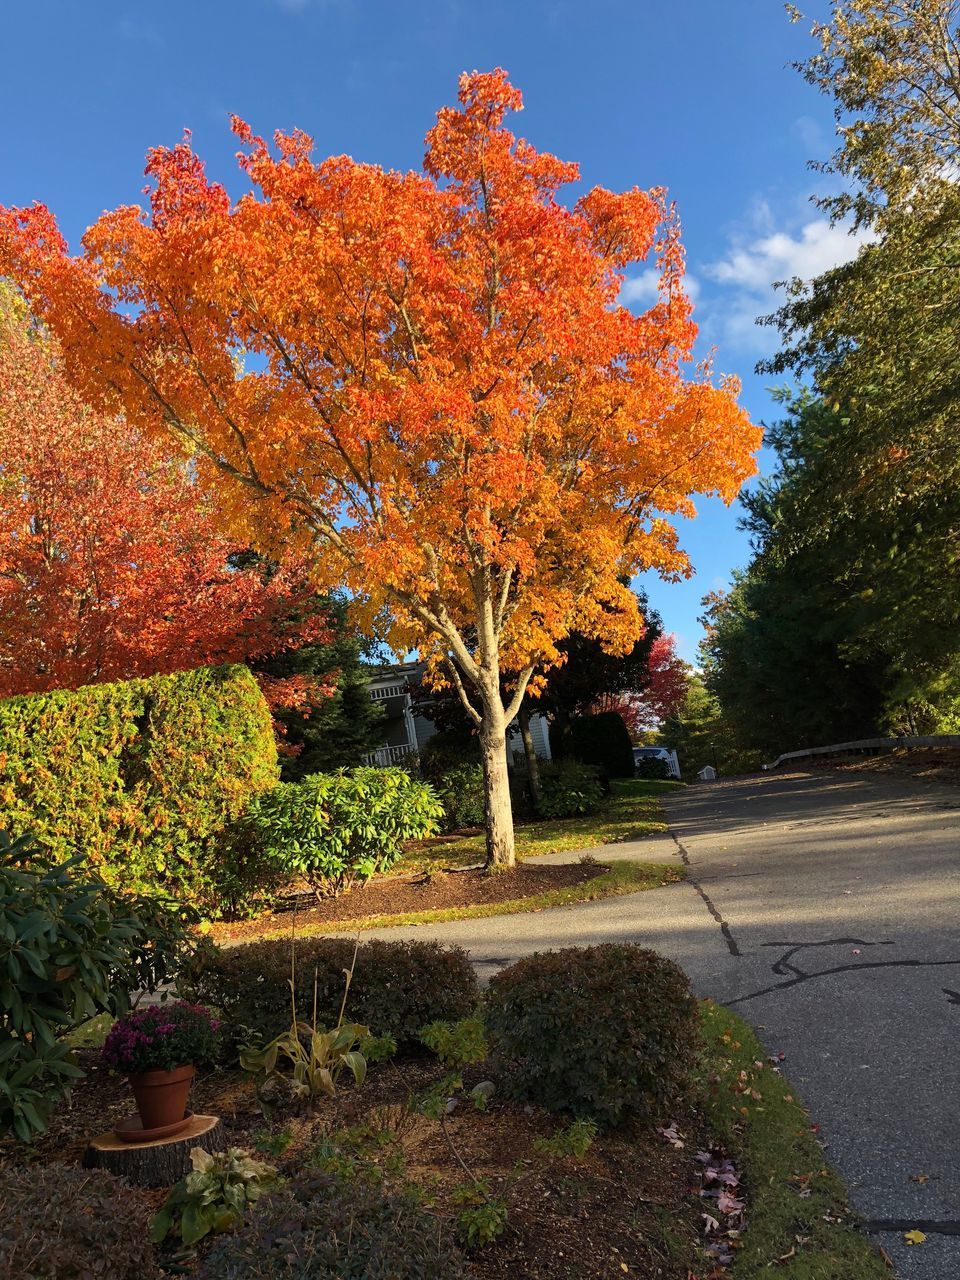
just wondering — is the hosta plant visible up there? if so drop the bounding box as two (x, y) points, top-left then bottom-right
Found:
(151, 1147), (278, 1246)
(240, 942), (373, 1111)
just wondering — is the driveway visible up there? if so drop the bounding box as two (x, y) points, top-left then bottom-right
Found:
(354, 770), (960, 1278)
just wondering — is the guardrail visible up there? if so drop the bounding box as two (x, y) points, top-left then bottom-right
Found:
(763, 734), (960, 771)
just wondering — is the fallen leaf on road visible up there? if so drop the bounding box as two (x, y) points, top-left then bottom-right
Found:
(910, 1174), (929, 1184)
(904, 1230), (926, 1245)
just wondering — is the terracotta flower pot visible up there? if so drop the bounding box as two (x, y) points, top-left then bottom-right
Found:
(128, 1064), (194, 1136)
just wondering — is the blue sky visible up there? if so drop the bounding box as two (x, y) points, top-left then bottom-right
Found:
(0, 1), (864, 660)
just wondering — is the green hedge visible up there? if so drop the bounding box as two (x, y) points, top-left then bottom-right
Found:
(182, 936), (479, 1050)
(0, 665), (277, 906)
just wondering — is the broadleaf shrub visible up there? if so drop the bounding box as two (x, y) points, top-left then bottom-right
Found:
(200, 1175), (466, 1278)
(485, 944), (700, 1128)
(435, 763), (486, 831)
(0, 664), (277, 907)
(181, 937), (478, 1050)
(0, 1164), (160, 1279)
(241, 767), (443, 897)
(0, 832), (196, 1140)
(536, 761), (605, 819)
(419, 728), (480, 783)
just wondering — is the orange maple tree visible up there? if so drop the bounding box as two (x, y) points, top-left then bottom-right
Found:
(0, 288), (330, 700)
(0, 69), (760, 865)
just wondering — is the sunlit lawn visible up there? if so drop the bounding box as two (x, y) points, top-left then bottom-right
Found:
(397, 777), (684, 874)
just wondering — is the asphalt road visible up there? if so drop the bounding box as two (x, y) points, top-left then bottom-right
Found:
(359, 770), (960, 1278)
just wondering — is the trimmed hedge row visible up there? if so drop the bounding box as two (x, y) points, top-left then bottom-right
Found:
(0, 665), (277, 906)
(182, 936), (478, 1049)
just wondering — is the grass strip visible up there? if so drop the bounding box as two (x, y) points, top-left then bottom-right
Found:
(233, 859), (684, 942)
(398, 777), (682, 874)
(699, 1002), (888, 1278)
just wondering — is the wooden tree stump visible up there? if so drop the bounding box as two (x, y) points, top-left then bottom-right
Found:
(83, 1113), (226, 1187)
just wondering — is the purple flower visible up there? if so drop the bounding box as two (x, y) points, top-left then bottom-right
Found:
(102, 1001), (221, 1074)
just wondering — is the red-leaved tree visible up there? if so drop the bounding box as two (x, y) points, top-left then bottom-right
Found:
(595, 632), (688, 736)
(0, 289), (331, 701)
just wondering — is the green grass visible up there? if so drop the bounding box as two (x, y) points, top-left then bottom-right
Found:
(237, 858), (684, 941)
(63, 1012), (113, 1049)
(699, 1003), (888, 1278)
(398, 777), (683, 875)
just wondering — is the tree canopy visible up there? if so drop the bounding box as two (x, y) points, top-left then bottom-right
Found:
(0, 288), (327, 700)
(0, 69), (759, 863)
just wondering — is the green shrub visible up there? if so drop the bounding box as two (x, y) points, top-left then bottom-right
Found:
(0, 832), (196, 1140)
(242, 767), (442, 897)
(200, 1175), (466, 1279)
(536, 761), (605, 818)
(151, 1147), (278, 1247)
(0, 664), (277, 907)
(0, 1164), (160, 1279)
(485, 944), (700, 1128)
(635, 755), (671, 780)
(562, 711), (635, 779)
(419, 728), (480, 783)
(435, 763), (486, 831)
(182, 937), (478, 1051)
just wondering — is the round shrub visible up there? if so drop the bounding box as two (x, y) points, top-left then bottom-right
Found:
(201, 1175), (466, 1279)
(485, 944), (700, 1128)
(635, 755), (671, 780)
(0, 1164), (160, 1279)
(435, 763), (486, 831)
(181, 937), (478, 1051)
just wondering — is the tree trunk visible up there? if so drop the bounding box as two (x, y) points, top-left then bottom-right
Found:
(517, 699), (541, 807)
(479, 697), (516, 869)
(84, 1113), (226, 1187)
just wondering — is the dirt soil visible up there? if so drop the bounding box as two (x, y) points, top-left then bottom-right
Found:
(8, 1052), (711, 1280)
(213, 861), (609, 944)
(801, 747), (960, 786)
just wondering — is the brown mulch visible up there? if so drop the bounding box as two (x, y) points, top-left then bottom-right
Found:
(8, 1053), (708, 1280)
(212, 861), (609, 945)
(801, 747), (960, 787)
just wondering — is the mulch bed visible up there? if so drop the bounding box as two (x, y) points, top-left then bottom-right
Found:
(213, 861), (609, 945)
(801, 747), (960, 786)
(6, 1051), (709, 1280)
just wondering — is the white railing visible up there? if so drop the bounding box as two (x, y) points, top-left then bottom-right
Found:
(362, 742), (418, 767)
(368, 683), (408, 701)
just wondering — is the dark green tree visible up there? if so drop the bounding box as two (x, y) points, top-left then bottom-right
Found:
(252, 593), (386, 780)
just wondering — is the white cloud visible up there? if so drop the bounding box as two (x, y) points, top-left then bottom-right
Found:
(706, 218), (870, 291)
(693, 205), (875, 355)
(792, 115), (828, 155)
(620, 269), (700, 306)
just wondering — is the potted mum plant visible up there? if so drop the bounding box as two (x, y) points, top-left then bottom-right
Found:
(102, 1001), (220, 1140)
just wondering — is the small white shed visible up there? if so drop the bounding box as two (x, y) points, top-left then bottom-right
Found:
(697, 764), (717, 782)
